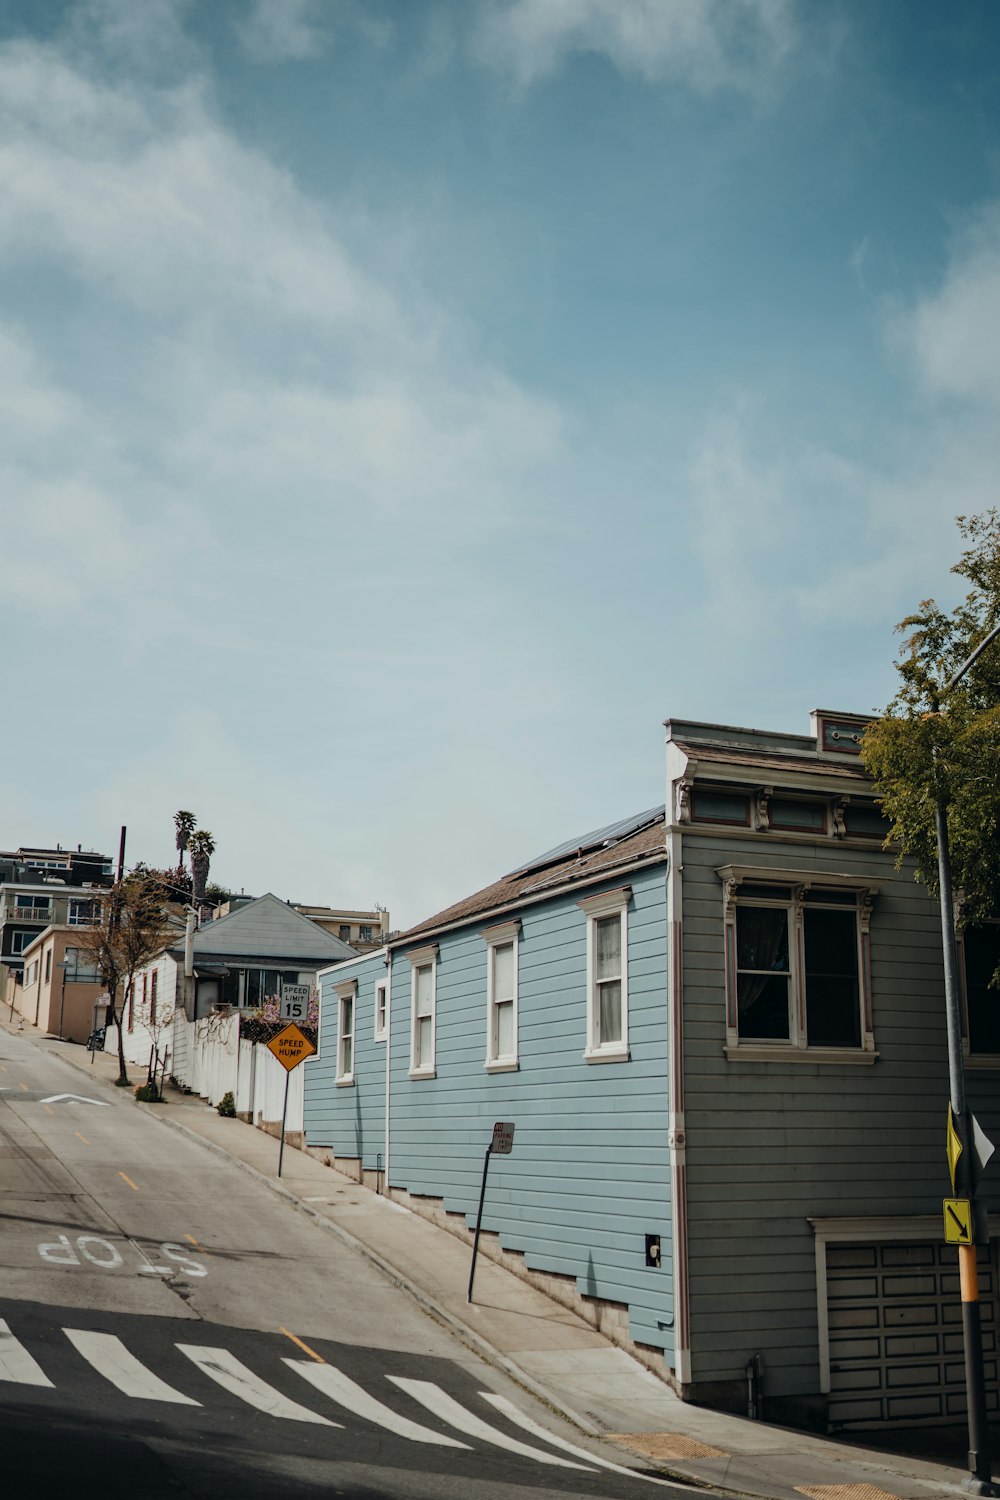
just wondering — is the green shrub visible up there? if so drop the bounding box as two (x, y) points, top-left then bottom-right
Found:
(134, 1081), (160, 1103)
(217, 1091), (236, 1117)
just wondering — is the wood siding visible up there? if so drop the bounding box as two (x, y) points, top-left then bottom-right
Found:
(679, 829), (1000, 1400)
(305, 953), (387, 1163)
(304, 869), (675, 1359)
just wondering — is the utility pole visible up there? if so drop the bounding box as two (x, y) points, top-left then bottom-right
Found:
(933, 620), (1000, 1497)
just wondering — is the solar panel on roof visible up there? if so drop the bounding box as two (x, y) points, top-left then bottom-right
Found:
(509, 805), (665, 878)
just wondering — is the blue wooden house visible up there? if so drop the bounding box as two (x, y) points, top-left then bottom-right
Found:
(304, 709), (1000, 1433)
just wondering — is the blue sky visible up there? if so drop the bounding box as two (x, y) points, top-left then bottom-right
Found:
(2, 0), (998, 925)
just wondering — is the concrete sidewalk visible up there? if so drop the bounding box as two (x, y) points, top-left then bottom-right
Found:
(14, 1021), (988, 1500)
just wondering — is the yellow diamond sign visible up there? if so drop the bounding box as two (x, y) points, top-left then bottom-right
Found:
(947, 1106), (963, 1193)
(267, 1022), (316, 1073)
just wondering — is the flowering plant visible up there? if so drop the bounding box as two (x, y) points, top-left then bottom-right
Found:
(239, 990), (319, 1045)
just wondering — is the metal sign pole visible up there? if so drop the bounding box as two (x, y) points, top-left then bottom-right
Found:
(277, 1070), (290, 1178)
(467, 1144), (492, 1303)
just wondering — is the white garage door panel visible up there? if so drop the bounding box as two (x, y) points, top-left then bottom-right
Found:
(827, 1240), (1000, 1429)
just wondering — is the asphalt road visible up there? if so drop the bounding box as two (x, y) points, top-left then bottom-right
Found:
(0, 1032), (703, 1499)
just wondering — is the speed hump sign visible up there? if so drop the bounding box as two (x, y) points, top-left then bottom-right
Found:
(267, 1023), (316, 1072)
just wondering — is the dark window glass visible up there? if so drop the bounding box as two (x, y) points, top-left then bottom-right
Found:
(804, 908), (860, 1047)
(964, 926), (1000, 1055)
(736, 906), (790, 1040)
(691, 790), (750, 826)
(843, 803), (890, 838)
(770, 798), (826, 831)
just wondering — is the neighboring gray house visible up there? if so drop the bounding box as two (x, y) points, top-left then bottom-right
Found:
(304, 709), (1000, 1434)
(116, 893), (358, 1070)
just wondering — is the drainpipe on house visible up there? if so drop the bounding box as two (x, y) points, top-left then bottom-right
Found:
(384, 949), (392, 1198)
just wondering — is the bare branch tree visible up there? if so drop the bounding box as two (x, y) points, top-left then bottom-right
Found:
(76, 875), (177, 1086)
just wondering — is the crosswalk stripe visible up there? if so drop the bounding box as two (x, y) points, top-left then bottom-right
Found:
(480, 1393), (680, 1488)
(285, 1360), (470, 1448)
(65, 1331), (200, 1404)
(388, 1377), (593, 1469)
(177, 1345), (339, 1425)
(0, 1320), (53, 1387)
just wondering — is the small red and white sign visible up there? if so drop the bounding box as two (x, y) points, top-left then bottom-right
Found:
(491, 1121), (515, 1155)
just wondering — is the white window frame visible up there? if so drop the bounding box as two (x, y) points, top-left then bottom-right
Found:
(482, 919), (520, 1072)
(335, 979), (357, 1085)
(578, 886), (631, 1064)
(374, 979), (388, 1042)
(407, 944), (438, 1079)
(717, 864), (879, 1063)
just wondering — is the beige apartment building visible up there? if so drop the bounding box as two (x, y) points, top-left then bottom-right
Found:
(16, 926), (105, 1044)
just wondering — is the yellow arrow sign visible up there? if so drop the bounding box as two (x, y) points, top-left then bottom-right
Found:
(943, 1197), (973, 1245)
(947, 1106), (963, 1193)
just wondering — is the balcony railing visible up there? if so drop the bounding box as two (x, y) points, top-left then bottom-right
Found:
(3, 902), (53, 923)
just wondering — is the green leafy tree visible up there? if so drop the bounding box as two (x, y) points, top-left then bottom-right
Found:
(861, 511), (1000, 921)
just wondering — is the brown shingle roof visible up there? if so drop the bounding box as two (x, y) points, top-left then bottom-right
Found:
(394, 813), (667, 949)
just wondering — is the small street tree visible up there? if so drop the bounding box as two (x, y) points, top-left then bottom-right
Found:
(861, 510), (1000, 921)
(76, 874), (176, 1086)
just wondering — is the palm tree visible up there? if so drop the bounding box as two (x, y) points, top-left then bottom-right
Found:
(174, 811), (196, 879)
(188, 830), (216, 909)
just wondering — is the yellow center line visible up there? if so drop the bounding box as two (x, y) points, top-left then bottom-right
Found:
(184, 1233), (210, 1255)
(279, 1328), (325, 1363)
(118, 1172), (140, 1192)
(0, 1064), (7, 1071)
(42, 1104), (53, 1115)
(75, 1132), (90, 1146)
(19, 1082), (27, 1091)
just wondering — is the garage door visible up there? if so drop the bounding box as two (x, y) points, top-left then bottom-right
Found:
(826, 1239), (999, 1428)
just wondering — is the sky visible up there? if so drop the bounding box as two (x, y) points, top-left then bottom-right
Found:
(2, 0), (999, 927)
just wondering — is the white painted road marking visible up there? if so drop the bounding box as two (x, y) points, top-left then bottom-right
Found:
(0, 1320), (53, 1387)
(39, 1094), (110, 1106)
(65, 1331), (200, 1404)
(481, 1392), (678, 1487)
(388, 1377), (593, 1469)
(286, 1361), (469, 1447)
(177, 1346), (338, 1425)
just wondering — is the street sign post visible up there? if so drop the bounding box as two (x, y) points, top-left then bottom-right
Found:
(280, 984), (311, 1023)
(468, 1122), (515, 1302)
(945, 1198), (974, 1245)
(266, 1023), (317, 1177)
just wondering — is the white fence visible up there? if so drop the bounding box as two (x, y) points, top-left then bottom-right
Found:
(105, 1012), (304, 1138)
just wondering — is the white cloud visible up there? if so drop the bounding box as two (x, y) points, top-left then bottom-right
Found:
(793, 206), (1000, 624)
(236, 0), (331, 62)
(0, 22), (564, 634)
(475, 0), (798, 92)
(235, 0), (391, 63)
(895, 203), (1000, 410)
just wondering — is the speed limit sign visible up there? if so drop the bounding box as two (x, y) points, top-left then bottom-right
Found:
(280, 984), (311, 1022)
